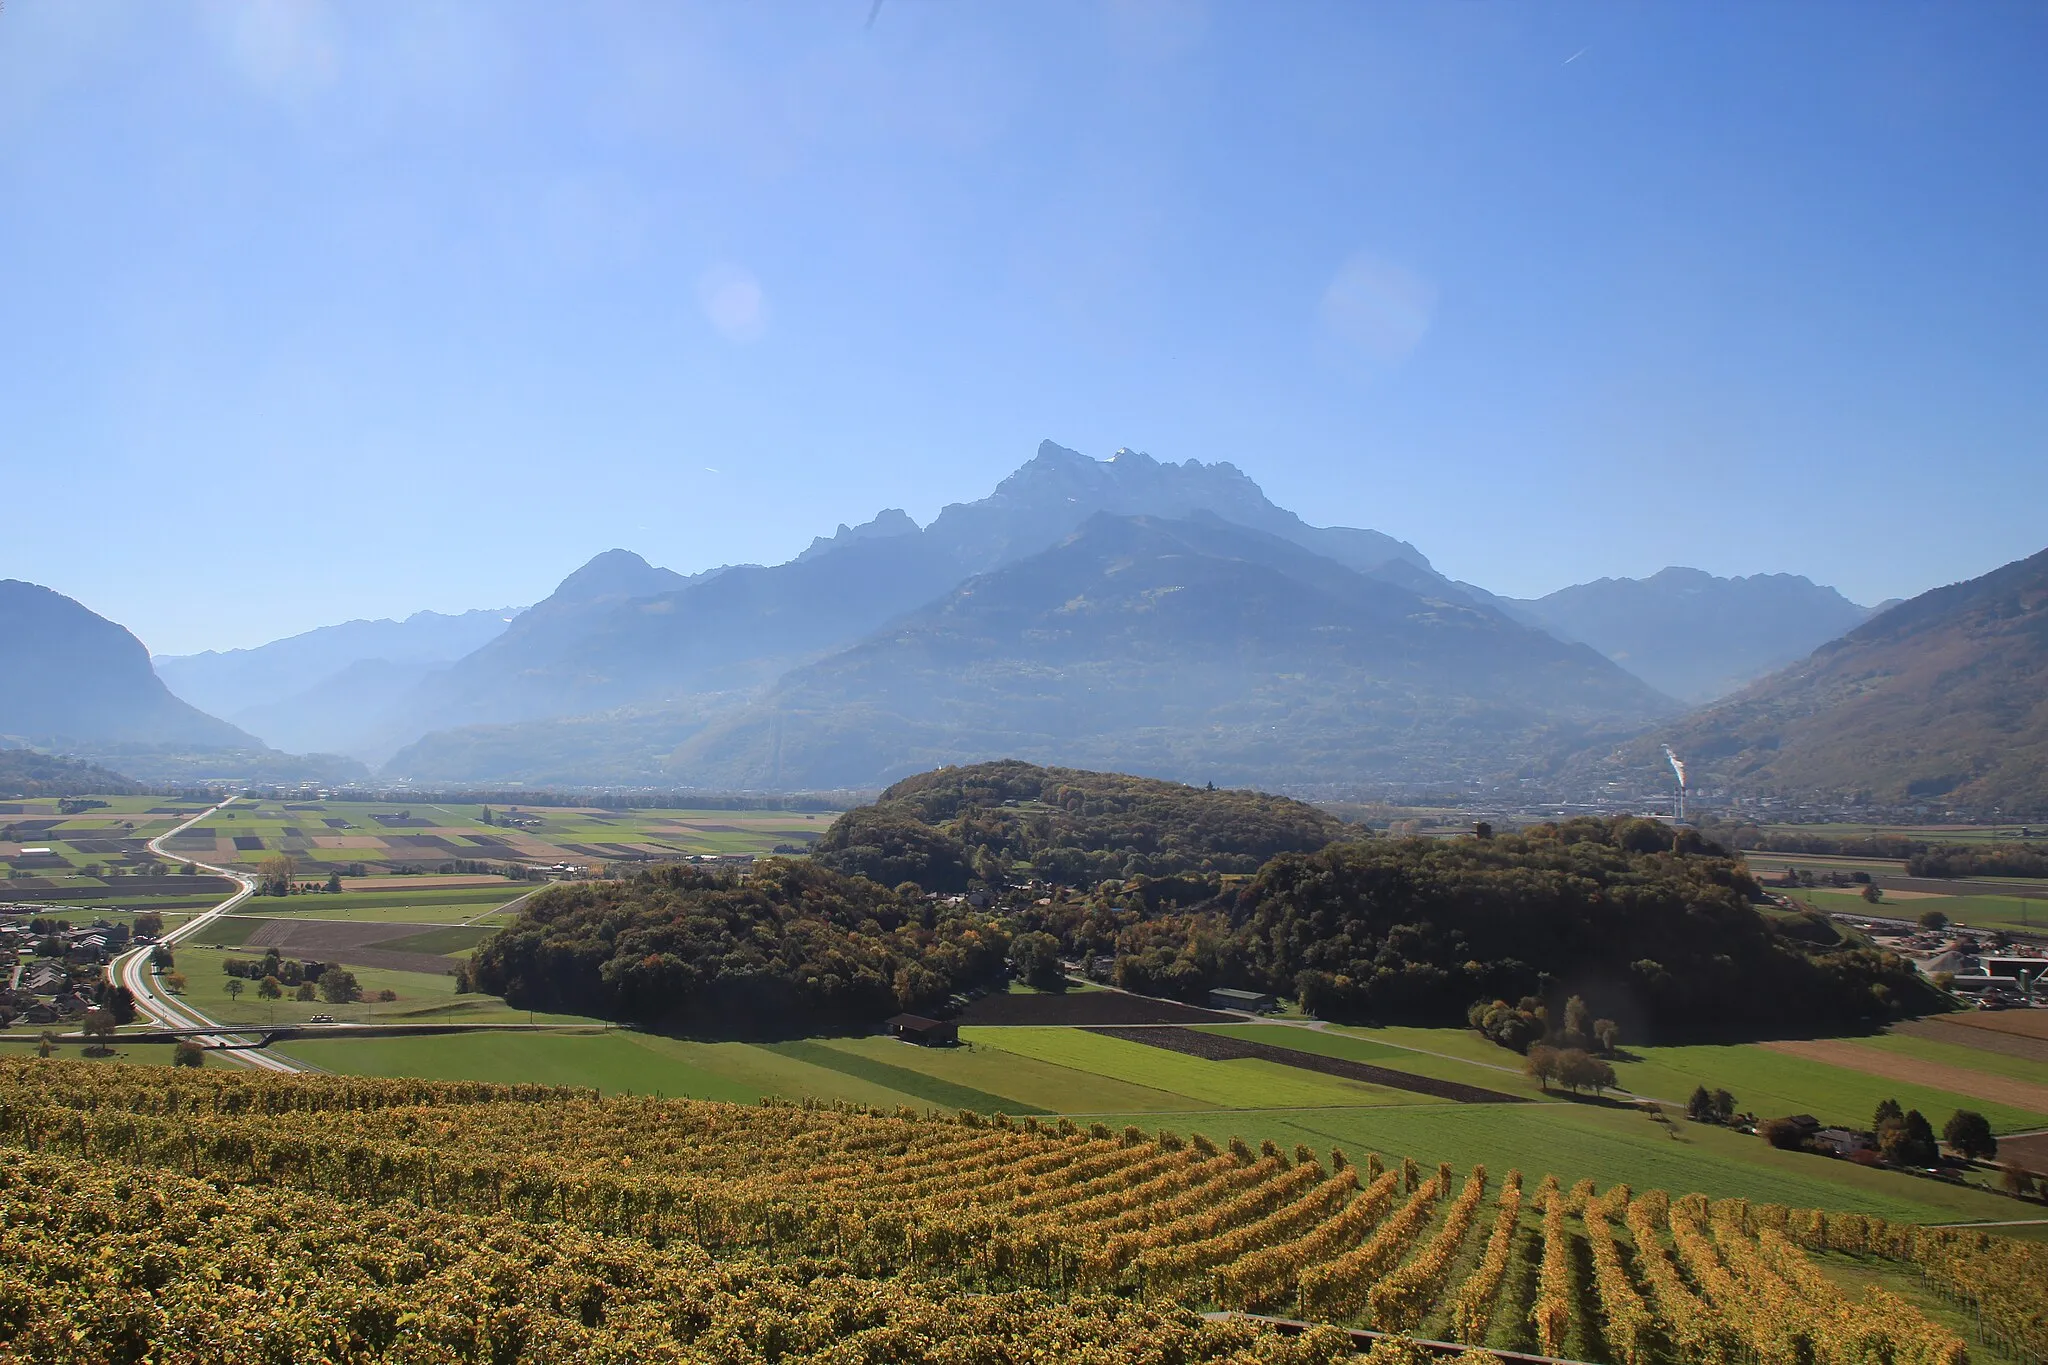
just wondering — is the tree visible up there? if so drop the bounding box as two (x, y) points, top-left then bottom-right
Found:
(1880, 1108), (1938, 1166)
(258, 853), (297, 897)
(1874, 1097), (1905, 1129)
(1473, 822), (1493, 840)
(294, 982), (318, 1002)
(258, 976), (282, 1000)
(1593, 1018), (1621, 1053)
(1687, 1085), (1714, 1122)
(1011, 931), (1067, 992)
(164, 972), (186, 994)
(224, 979), (244, 1003)
(1524, 1044), (1563, 1091)
(81, 1007), (116, 1056)
(1711, 1089), (1737, 1123)
(1563, 995), (1594, 1047)
(1942, 1110), (1998, 1161)
(97, 983), (136, 1025)
(172, 1039), (204, 1067)
(375, 989), (397, 1003)
(1556, 1048), (1616, 1095)
(319, 968), (361, 1005)
(150, 944), (175, 971)
(1919, 909), (1949, 932)
(179, 862), (196, 875)
(324, 870), (342, 893)
(133, 911), (164, 938)
(1861, 882), (1884, 905)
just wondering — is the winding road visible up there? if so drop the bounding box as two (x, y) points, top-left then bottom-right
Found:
(106, 795), (303, 1072)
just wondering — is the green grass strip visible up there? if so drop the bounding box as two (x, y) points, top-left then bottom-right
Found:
(763, 1040), (1048, 1115)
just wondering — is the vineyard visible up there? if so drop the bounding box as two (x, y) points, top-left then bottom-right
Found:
(1, 1062), (2043, 1364)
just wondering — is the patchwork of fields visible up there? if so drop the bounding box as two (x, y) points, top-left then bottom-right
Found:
(245, 1004), (2048, 1229)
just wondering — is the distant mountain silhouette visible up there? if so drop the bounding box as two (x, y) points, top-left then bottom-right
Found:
(373, 442), (1440, 765)
(664, 514), (1673, 790)
(1643, 546), (2048, 808)
(1509, 568), (1870, 703)
(156, 605), (518, 752)
(0, 580), (255, 749)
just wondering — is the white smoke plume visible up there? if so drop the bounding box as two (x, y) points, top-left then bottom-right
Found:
(1662, 744), (1688, 789)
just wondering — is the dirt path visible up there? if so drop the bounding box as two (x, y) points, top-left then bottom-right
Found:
(1760, 1039), (2048, 1116)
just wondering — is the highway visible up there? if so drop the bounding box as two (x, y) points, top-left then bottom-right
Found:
(106, 795), (303, 1072)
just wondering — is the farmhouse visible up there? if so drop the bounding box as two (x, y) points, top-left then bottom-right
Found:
(1208, 987), (1278, 1014)
(1814, 1127), (1874, 1157)
(885, 1014), (958, 1046)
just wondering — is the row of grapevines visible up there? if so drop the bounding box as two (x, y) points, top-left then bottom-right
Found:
(1366, 1164), (1489, 1331)
(1297, 1166), (1449, 1319)
(1444, 1169), (1522, 1346)
(1137, 1165), (1358, 1292)
(1528, 1177), (1573, 1357)
(1581, 1185), (1653, 1365)
(1213, 1168), (1404, 1313)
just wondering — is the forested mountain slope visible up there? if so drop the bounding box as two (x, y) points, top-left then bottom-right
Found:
(1644, 545), (2048, 808)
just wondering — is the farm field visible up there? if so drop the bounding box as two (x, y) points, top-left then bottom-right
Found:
(266, 1014), (2039, 1229)
(1779, 885), (2048, 932)
(963, 1024), (1449, 1109)
(1604, 1039), (2048, 1134)
(164, 958), (592, 1028)
(6, 1062), (2041, 1364)
(150, 798), (835, 873)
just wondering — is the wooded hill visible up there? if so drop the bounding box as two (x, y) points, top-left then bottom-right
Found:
(1035, 816), (1932, 1043)
(468, 860), (1010, 1035)
(0, 748), (142, 798)
(812, 760), (1351, 891)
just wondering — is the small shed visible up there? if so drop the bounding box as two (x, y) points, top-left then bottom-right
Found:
(886, 1014), (959, 1046)
(1208, 987), (1278, 1014)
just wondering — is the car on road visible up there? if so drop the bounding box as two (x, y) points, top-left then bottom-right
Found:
(308, 1014), (335, 1024)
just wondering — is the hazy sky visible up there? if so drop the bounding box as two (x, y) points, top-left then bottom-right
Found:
(3, 2), (2044, 655)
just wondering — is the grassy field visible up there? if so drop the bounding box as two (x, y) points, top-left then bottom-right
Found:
(963, 1025), (1451, 1109)
(1075, 1100), (2021, 1226)
(162, 959), (591, 1028)
(1199, 1022), (1552, 1098)
(1605, 1040), (2048, 1134)
(1777, 885), (2048, 931)
(148, 799), (836, 874)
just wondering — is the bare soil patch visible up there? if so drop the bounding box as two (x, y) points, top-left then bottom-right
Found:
(339, 874), (517, 891)
(1086, 1025), (1526, 1104)
(1893, 1017), (2048, 1065)
(956, 991), (1236, 1026)
(1761, 1038), (2048, 1116)
(1936, 1010), (2048, 1042)
(238, 919), (462, 974)
(1998, 1132), (2048, 1177)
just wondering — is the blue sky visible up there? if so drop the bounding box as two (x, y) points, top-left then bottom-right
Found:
(2, 2), (2043, 656)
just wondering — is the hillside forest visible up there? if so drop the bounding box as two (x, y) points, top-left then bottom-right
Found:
(473, 763), (1935, 1045)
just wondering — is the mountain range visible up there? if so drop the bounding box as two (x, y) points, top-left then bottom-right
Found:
(8, 441), (2026, 805)
(1642, 546), (2048, 809)
(154, 607), (520, 756)
(1500, 568), (1873, 705)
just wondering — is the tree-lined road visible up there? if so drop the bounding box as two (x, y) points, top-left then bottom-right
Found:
(106, 795), (302, 1072)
